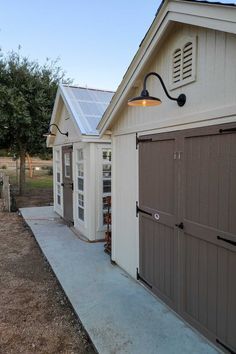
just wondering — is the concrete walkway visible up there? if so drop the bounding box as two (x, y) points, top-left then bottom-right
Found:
(20, 206), (220, 354)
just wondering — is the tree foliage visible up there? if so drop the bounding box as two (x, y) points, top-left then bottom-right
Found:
(0, 50), (71, 194)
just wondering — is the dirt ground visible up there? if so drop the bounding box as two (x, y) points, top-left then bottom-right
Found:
(13, 188), (54, 209)
(0, 195), (96, 354)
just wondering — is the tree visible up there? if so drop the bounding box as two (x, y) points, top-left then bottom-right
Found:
(0, 50), (70, 194)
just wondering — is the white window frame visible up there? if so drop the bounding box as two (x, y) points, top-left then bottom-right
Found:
(76, 148), (85, 222)
(55, 149), (62, 207)
(102, 149), (111, 226)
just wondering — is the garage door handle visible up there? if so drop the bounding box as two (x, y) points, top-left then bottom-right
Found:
(217, 236), (236, 246)
(175, 222), (184, 229)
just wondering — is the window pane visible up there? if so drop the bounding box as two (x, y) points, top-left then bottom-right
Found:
(103, 212), (111, 225)
(57, 195), (61, 205)
(78, 207), (84, 221)
(56, 150), (60, 161)
(57, 172), (60, 183)
(65, 166), (70, 177)
(57, 185), (61, 195)
(103, 164), (111, 178)
(103, 196), (111, 210)
(77, 149), (83, 161)
(78, 163), (84, 177)
(78, 177), (84, 191)
(78, 193), (84, 207)
(103, 180), (111, 193)
(64, 153), (71, 178)
(103, 150), (111, 162)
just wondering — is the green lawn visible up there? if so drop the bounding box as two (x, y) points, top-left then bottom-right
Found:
(24, 175), (53, 189)
(1, 169), (53, 190)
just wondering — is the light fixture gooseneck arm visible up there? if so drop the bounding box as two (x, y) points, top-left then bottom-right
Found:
(143, 72), (186, 107)
(49, 124), (68, 137)
(143, 72), (174, 101)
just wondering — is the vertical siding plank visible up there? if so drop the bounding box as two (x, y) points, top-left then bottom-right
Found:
(207, 243), (217, 334)
(164, 226), (171, 298)
(227, 252), (236, 349)
(218, 134), (230, 232)
(225, 33), (236, 105)
(208, 136), (219, 229)
(185, 138), (192, 221)
(185, 235), (199, 319)
(198, 239), (208, 326)
(217, 247), (228, 342)
(229, 134), (236, 234)
(199, 136), (209, 226)
(159, 223), (165, 292)
(153, 222), (161, 289)
(215, 32), (226, 104)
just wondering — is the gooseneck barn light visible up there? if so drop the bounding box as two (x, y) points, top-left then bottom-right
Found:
(43, 123), (68, 137)
(128, 72), (186, 107)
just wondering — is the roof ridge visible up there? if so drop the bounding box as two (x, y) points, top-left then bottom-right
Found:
(61, 84), (115, 94)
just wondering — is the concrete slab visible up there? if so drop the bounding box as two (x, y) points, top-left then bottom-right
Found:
(20, 206), (220, 354)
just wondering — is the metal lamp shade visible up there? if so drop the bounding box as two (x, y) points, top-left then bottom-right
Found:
(128, 95), (162, 107)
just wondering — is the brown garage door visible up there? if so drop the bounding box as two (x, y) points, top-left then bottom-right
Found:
(138, 123), (236, 353)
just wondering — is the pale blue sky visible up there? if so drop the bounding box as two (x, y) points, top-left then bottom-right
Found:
(0, 0), (234, 91)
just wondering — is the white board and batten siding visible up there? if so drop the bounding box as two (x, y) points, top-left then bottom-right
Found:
(53, 141), (111, 241)
(111, 23), (236, 277)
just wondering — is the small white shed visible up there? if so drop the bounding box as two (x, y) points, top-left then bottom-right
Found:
(47, 84), (114, 241)
(98, 0), (236, 351)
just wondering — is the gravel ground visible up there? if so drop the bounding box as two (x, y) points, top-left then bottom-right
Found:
(0, 210), (96, 354)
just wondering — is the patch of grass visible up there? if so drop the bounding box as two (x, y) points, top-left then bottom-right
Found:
(3, 170), (53, 190)
(25, 175), (53, 189)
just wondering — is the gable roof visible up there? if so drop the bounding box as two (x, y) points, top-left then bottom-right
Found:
(97, 0), (236, 135)
(52, 84), (114, 136)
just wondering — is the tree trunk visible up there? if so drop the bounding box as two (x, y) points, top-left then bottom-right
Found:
(19, 150), (26, 195)
(26, 153), (33, 178)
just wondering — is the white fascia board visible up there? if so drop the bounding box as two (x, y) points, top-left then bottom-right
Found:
(171, 1), (236, 27)
(98, 0), (236, 136)
(169, 1), (236, 34)
(79, 135), (111, 143)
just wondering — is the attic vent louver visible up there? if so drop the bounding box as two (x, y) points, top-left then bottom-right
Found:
(172, 48), (182, 84)
(171, 37), (196, 90)
(182, 42), (193, 80)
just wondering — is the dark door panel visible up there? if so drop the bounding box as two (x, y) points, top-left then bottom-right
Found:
(139, 136), (179, 309)
(138, 123), (236, 352)
(181, 128), (236, 351)
(62, 145), (73, 223)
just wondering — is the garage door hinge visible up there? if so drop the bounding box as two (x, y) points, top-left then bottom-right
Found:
(136, 268), (152, 289)
(219, 127), (236, 134)
(216, 339), (236, 354)
(217, 236), (236, 247)
(136, 202), (152, 217)
(136, 133), (152, 149)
